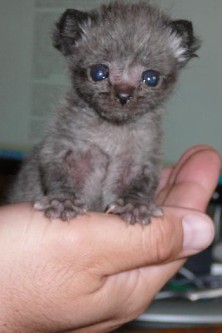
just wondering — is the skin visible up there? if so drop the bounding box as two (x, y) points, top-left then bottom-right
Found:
(0, 145), (221, 333)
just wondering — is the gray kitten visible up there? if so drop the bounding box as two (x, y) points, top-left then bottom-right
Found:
(8, 1), (200, 224)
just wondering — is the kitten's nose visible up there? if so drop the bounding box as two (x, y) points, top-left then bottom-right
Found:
(116, 93), (132, 105)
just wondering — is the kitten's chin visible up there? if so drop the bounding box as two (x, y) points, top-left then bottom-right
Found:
(94, 106), (141, 124)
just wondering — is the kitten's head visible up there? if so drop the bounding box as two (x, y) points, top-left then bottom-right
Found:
(53, 1), (200, 123)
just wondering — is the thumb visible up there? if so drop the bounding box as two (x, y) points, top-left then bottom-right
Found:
(1, 204), (213, 278)
(166, 207), (215, 258)
(77, 207), (214, 275)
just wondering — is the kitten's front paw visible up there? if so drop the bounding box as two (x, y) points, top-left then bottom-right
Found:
(107, 199), (163, 225)
(34, 195), (87, 221)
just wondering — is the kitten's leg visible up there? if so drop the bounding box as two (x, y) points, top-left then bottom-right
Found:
(35, 151), (89, 221)
(107, 170), (163, 225)
(36, 146), (109, 220)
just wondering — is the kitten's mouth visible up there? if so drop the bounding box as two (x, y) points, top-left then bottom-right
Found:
(91, 91), (144, 123)
(94, 100), (139, 124)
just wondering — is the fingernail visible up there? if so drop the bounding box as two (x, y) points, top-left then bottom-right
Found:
(182, 214), (215, 253)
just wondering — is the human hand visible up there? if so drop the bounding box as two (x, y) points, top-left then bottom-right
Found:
(0, 146), (220, 333)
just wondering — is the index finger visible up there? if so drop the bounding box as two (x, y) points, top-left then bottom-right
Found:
(158, 148), (221, 210)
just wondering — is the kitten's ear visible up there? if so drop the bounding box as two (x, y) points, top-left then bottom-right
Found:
(53, 9), (92, 55)
(169, 19), (201, 64)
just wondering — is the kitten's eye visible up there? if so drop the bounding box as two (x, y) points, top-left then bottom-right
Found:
(90, 64), (109, 82)
(142, 70), (160, 87)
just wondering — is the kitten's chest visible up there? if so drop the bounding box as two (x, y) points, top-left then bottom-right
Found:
(68, 121), (152, 210)
(86, 125), (147, 205)
(94, 125), (134, 157)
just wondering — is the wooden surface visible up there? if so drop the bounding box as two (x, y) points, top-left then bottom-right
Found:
(115, 326), (222, 333)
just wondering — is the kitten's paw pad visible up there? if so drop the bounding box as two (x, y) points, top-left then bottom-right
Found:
(34, 196), (87, 221)
(107, 199), (163, 225)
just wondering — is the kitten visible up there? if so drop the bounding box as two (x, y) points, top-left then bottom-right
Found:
(8, 1), (200, 224)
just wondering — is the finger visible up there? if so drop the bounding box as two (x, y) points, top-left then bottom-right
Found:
(121, 207), (215, 310)
(167, 146), (221, 192)
(156, 145), (215, 196)
(73, 208), (214, 275)
(156, 166), (172, 194)
(157, 148), (221, 210)
(0, 204), (183, 275)
(1, 175), (216, 278)
(126, 147), (220, 311)
(7, 202), (212, 276)
(125, 258), (186, 309)
(167, 145), (217, 187)
(0, 204), (181, 275)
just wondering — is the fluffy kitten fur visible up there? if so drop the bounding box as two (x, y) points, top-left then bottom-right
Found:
(8, 1), (200, 224)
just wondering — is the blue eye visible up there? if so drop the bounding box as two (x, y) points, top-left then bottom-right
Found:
(90, 64), (109, 82)
(142, 70), (160, 87)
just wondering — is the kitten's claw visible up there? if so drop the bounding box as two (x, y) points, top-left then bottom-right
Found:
(106, 204), (117, 214)
(34, 195), (87, 221)
(107, 199), (163, 225)
(151, 206), (164, 217)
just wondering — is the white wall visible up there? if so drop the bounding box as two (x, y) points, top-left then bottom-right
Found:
(0, 0), (221, 163)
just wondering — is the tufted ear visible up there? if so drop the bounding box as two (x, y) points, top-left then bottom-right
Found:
(169, 19), (201, 64)
(53, 9), (92, 56)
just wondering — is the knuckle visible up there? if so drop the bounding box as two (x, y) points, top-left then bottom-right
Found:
(142, 217), (182, 264)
